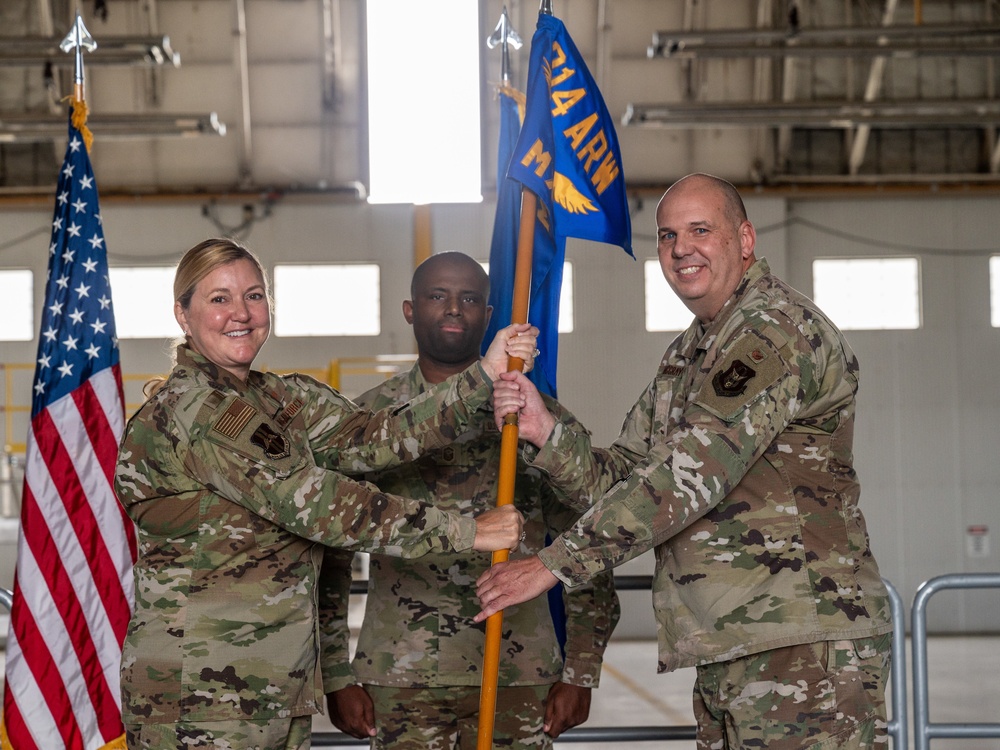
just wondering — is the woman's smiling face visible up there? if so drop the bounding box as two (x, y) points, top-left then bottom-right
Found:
(174, 258), (271, 381)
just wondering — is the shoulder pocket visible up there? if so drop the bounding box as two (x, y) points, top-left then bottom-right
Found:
(199, 394), (304, 478)
(696, 333), (788, 422)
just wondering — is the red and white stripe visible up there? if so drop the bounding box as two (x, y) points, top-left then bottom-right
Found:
(3, 366), (136, 750)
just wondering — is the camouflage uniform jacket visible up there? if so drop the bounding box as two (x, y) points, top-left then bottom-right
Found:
(318, 364), (619, 692)
(530, 259), (892, 673)
(114, 344), (499, 723)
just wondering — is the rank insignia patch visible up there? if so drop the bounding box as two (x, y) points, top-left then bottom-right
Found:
(712, 360), (756, 398)
(212, 399), (255, 439)
(275, 398), (304, 429)
(250, 423), (291, 460)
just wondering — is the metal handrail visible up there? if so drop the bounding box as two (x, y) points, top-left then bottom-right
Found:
(883, 577), (907, 750)
(911, 572), (1000, 750)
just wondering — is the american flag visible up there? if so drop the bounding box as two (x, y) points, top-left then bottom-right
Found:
(2, 106), (137, 749)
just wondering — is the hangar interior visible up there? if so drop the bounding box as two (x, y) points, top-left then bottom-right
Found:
(0, 0), (998, 745)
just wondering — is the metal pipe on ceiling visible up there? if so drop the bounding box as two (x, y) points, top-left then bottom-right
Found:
(649, 22), (1000, 55)
(0, 113), (226, 142)
(648, 39), (1000, 59)
(623, 99), (1000, 128)
(0, 35), (180, 66)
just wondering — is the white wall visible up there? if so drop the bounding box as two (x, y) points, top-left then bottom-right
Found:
(1, 190), (997, 634)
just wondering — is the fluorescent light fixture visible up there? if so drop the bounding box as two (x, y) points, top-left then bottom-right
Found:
(366, 0), (482, 204)
(0, 113), (226, 143)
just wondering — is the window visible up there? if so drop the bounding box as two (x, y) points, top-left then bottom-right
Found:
(366, 0), (482, 204)
(991, 256), (1000, 327)
(644, 260), (692, 332)
(481, 261), (574, 333)
(812, 258), (921, 330)
(108, 267), (178, 339)
(557, 262), (574, 333)
(274, 264), (380, 336)
(0, 270), (33, 341)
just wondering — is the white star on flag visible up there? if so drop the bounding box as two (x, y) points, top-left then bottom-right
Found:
(4, 101), (136, 750)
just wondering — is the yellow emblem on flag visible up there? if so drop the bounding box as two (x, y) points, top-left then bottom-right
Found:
(551, 172), (598, 215)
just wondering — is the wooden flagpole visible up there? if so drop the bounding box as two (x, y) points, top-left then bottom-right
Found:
(476, 187), (536, 750)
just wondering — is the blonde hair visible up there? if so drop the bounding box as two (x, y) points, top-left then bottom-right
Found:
(144, 238), (271, 397)
(174, 237), (272, 311)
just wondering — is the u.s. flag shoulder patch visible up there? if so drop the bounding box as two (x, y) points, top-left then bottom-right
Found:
(212, 397), (256, 439)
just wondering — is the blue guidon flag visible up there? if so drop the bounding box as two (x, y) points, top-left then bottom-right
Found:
(483, 84), (564, 398)
(508, 13), (633, 258)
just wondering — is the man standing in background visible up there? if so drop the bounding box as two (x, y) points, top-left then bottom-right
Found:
(320, 252), (619, 749)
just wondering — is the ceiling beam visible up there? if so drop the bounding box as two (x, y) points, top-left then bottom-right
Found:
(0, 35), (180, 67)
(649, 22), (1000, 57)
(0, 113), (226, 142)
(623, 100), (1000, 129)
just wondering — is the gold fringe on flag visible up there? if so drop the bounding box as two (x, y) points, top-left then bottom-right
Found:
(1, 717), (127, 749)
(497, 84), (526, 124)
(99, 733), (128, 750)
(67, 95), (94, 153)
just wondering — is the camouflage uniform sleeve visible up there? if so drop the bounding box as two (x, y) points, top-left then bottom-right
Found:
(318, 548), (357, 692)
(523, 380), (654, 512)
(538, 319), (822, 586)
(179, 393), (477, 557)
(533, 397), (620, 687)
(296, 363), (494, 475)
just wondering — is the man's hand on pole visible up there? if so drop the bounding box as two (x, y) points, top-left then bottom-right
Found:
(475, 555), (558, 622)
(491, 370), (556, 447)
(481, 323), (539, 382)
(471, 505), (525, 552)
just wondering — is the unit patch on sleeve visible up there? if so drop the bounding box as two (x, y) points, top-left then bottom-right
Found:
(212, 398), (256, 439)
(712, 360), (756, 398)
(697, 333), (787, 422)
(250, 423), (291, 460)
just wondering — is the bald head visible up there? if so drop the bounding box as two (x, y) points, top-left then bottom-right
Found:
(654, 173), (757, 323)
(405, 252), (492, 383)
(663, 173), (748, 230)
(411, 252), (489, 299)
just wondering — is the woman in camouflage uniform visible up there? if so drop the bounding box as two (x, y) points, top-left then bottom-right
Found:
(115, 238), (532, 750)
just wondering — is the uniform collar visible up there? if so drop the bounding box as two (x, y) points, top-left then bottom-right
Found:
(175, 342), (262, 394)
(673, 258), (771, 359)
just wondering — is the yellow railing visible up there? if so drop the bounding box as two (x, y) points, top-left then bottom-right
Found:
(1, 364), (33, 454)
(1, 355), (418, 455)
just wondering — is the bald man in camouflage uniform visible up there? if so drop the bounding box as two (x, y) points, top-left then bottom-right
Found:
(478, 174), (893, 750)
(321, 253), (619, 749)
(115, 337), (526, 750)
